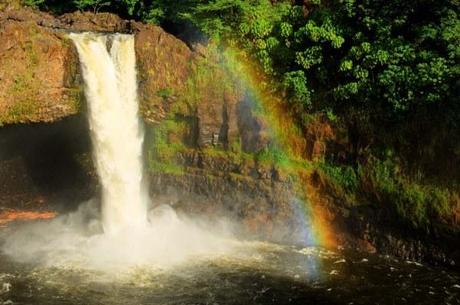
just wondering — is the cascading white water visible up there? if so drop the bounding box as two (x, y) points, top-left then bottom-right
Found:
(70, 33), (148, 234)
(3, 32), (239, 269)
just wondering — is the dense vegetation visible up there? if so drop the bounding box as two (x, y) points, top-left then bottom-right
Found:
(25, 1), (459, 114)
(21, 0), (460, 229)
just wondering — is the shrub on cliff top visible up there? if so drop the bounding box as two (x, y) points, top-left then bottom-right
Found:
(22, 0), (44, 8)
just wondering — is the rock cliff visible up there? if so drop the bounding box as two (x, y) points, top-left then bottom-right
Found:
(0, 7), (299, 240)
(0, 7), (251, 150)
(0, 6), (458, 268)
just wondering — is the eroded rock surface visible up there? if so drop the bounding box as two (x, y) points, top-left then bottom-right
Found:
(0, 12), (80, 124)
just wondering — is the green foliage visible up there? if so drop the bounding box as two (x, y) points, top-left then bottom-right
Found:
(23, 0), (44, 8)
(255, 143), (311, 176)
(319, 162), (359, 194)
(24, 0), (460, 115)
(318, 156), (453, 229)
(163, 0), (458, 119)
(149, 160), (184, 176)
(0, 36), (41, 124)
(145, 119), (186, 176)
(156, 88), (173, 99)
(142, 7), (165, 24)
(73, 0), (110, 12)
(256, 144), (290, 168)
(24, 0), (143, 17)
(360, 157), (452, 228)
(126, 0), (458, 132)
(282, 70), (311, 107)
(26, 0), (458, 115)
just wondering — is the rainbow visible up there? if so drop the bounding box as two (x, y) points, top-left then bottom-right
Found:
(220, 46), (337, 249)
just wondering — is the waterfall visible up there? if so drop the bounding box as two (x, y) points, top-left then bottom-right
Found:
(70, 33), (148, 234)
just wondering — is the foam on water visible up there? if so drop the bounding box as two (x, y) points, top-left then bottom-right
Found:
(2, 200), (238, 270)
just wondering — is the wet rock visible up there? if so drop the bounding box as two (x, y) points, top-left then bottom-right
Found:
(0, 14), (80, 124)
(57, 11), (131, 33)
(148, 168), (304, 244)
(237, 93), (270, 153)
(133, 22), (193, 124)
(0, 8), (196, 125)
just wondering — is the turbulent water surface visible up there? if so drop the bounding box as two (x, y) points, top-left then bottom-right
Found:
(0, 238), (459, 305)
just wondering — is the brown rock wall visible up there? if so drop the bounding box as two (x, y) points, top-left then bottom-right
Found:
(133, 22), (194, 123)
(0, 17), (80, 124)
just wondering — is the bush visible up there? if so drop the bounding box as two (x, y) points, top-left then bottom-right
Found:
(23, 0), (44, 8)
(360, 157), (452, 228)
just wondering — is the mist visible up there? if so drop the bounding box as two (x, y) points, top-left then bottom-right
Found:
(1, 199), (240, 271)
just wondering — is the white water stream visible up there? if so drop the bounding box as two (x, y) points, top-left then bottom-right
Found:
(70, 33), (148, 234)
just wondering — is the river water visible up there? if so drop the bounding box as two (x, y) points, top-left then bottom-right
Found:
(0, 236), (459, 305)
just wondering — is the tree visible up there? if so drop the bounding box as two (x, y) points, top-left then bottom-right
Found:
(73, 0), (110, 13)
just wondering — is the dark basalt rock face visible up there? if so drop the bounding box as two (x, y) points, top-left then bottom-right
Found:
(0, 115), (96, 212)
